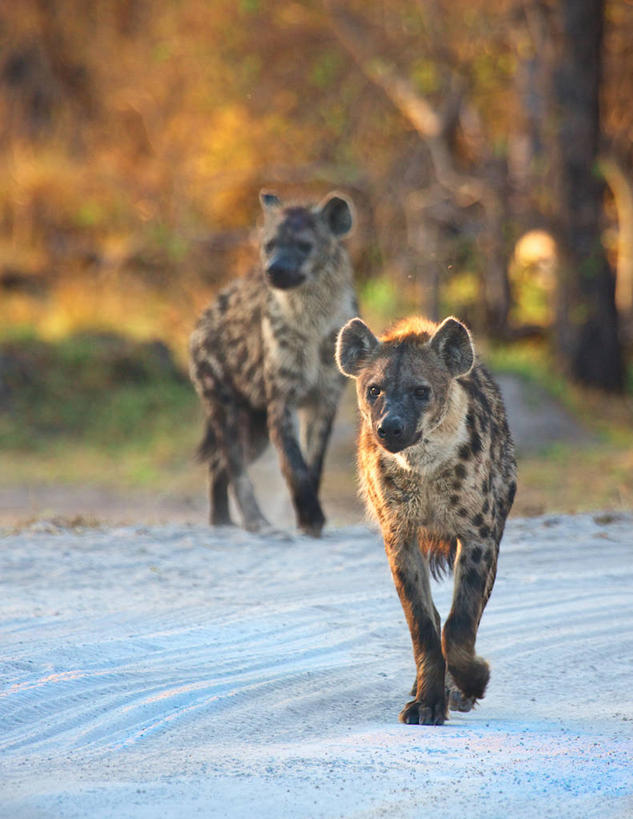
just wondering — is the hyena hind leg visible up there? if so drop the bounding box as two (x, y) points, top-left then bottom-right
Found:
(222, 408), (274, 533)
(197, 422), (234, 527)
(199, 412), (270, 531)
(209, 461), (233, 527)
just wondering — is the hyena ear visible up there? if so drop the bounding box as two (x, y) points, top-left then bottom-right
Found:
(336, 318), (378, 378)
(259, 190), (281, 210)
(430, 317), (474, 377)
(316, 192), (354, 237)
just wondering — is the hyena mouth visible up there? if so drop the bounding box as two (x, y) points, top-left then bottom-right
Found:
(266, 269), (307, 290)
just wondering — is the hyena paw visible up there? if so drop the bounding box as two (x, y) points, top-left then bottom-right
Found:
(211, 520), (237, 529)
(299, 517), (325, 538)
(297, 507), (326, 537)
(243, 514), (273, 534)
(445, 671), (476, 712)
(447, 656), (490, 701)
(245, 520), (292, 541)
(448, 687), (476, 712)
(409, 675), (475, 713)
(399, 698), (447, 726)
(295, 487), (325, 537)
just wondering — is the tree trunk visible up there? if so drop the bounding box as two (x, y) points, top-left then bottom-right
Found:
(553, 0), (623, 391)
(600, 153), (633, 323)
(480, 157), (512, 335)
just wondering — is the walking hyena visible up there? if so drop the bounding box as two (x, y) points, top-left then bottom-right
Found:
(189, 190), (357, 536)
(336, 314), (516, 724)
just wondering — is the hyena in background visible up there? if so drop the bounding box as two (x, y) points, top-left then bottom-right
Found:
(189, 190), (357, 536)
(336, 315), (516, 724)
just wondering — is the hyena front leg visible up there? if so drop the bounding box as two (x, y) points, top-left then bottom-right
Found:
(298, 395), (338, 493)
(442, 538), (499, 702)
(384, 534), (447, 725)
(268, 398), (326, 537)
(410, 603), (441, 696)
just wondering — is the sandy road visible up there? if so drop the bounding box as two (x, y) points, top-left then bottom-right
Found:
(1, 513), (632, 818)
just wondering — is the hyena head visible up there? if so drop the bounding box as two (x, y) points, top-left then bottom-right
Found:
(336, 316), (474, 454)
(258, 190), (353, 290)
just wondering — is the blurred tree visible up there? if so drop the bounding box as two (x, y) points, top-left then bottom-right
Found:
(551, 0), (622, 390)
(0, 0), (630, 389)
(602, 0), (633, 332)
(517, 0), (624, 390)
(324, 0), (517, 335)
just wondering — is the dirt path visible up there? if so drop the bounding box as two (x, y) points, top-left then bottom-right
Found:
(0, 374), (591, 529)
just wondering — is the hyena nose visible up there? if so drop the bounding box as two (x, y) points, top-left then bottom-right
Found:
(267, 258), (293, 277)
(377, 417), (404, 439)
(266, 250), (298, 277)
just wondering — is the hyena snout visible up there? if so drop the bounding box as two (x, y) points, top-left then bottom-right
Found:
(376, 412), (403, 448)
(265, 250), (307, 290)
(375, 409), (419, 453)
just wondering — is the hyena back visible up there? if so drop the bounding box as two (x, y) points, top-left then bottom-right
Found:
(189, 190), (357, 536)
(336, 315), (516, 724)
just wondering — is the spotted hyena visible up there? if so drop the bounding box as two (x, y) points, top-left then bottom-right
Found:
(189, 190), (357, 536)
(336, 315), (517, 724)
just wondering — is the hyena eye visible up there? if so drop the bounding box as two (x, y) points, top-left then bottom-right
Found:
(264, 240), (276, 253)
(368, 384), (381, 399)
(414, 386), (430, 400)
(297, 240), (313, 254)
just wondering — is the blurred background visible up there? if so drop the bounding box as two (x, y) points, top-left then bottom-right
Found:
(1, 0), (632, 528)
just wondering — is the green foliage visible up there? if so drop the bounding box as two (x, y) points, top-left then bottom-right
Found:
(485, 339), (570, 404)
(411, 59), (439, 95)
(509, 275), (551, 327)
(359, 275), (415, 329)
(310, 50), (343, 89)
(75, 201), (106, 229)
(0, 334), (197, 453)
(440, 269), (480, 319)
(0, 0), (629, 399)
(145, 223), (189, 264)
(240, 0), (260, 13)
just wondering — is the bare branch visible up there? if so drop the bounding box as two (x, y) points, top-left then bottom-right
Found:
(324, 1), (491, 208)
(325, 2), (442, 137)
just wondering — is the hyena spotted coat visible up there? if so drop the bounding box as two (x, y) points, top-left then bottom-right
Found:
(336, 315), (517, 725)
(189, 191), (357, 536)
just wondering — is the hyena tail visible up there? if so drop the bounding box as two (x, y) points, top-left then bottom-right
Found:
(422, 537), (458, 581)
(195, 420), (217, 463)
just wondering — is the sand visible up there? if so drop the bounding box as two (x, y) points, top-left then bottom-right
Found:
(1, 513), (632, 818)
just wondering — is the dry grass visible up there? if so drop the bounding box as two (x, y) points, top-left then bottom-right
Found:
(514, 443), (633, 517)
(4, 367), (632, 524)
